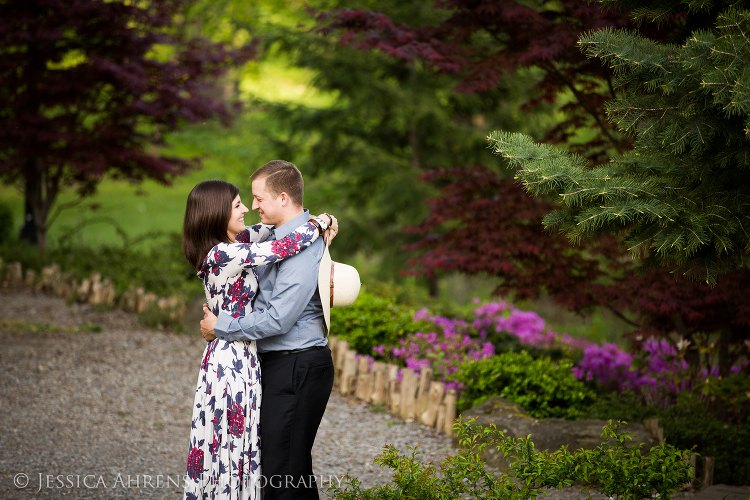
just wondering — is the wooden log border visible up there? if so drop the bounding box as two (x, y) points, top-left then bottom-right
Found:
(328, 334), (457, 436)
(14, 261), (701, 447)
(644, 417), (715, 490)
(0, 260), (186, 321)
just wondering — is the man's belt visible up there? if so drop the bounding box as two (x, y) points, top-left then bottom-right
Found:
(259, 345), (324, 361)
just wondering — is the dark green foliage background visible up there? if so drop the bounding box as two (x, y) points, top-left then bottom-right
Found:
(586, 391), (750, 485)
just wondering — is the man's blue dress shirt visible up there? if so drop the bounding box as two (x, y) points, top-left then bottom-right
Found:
(214, 209), (328, 352)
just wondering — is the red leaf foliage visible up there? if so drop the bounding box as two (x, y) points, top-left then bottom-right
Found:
(315, 1), (748, 369)
(316, 0), (638, 162)
(0, 0), (257, 245)
(404, 166), (626, 310)
(406, 166), (750, 371)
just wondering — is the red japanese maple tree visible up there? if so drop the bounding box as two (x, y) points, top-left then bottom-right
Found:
(316, 0), (638, 164)
(0, 0), (256, 247)
(317, 1), (749, 375)
(406, 166), (750, 375)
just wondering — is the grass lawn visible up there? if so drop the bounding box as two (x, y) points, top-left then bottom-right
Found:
(0, 48), (334, 249)
(0, 113), (291, 249)
(1, 166), (244, 251)
(0, 177), (196, 249)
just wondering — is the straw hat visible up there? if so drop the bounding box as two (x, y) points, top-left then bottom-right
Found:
(318, 237), (361, 334)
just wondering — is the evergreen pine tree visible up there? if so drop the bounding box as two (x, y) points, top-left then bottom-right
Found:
(489, 1), (750, 285)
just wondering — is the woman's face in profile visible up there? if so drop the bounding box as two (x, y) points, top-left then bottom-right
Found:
(227, 194), (249, 241)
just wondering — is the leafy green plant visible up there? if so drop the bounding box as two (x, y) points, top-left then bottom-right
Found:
(330, 292), (423, 354)
(698, 374), (750, 426)
(53, 232), (200, 297)
(450, 351), (596, 418)
(585, 390), (750, 485)
(328, 419), (693, 500)
(584, 391), (659, 423)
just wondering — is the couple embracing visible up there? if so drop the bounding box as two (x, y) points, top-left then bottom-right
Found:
(181, 160), (340, 500)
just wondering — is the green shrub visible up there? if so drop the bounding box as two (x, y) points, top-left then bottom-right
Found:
(585, 390), (750, 485)
(329, 419), (693, 500)
(53, 233), (200, 297)
(659, 393), (750, 486)
(330, 292), (422, 355)
(585, 390), (659, 422)
(450, 351), (597, 418)
(0, 233), (201, 298)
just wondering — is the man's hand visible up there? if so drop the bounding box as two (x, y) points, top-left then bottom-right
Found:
(200, 303), (217, 342)
(317, 213), (338, 245)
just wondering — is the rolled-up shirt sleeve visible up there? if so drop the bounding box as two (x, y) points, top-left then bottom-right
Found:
(214, 241), (321, 342)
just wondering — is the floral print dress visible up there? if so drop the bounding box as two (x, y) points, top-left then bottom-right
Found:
(184, 217), (326, 500)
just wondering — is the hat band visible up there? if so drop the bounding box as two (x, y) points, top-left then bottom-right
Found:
(330, 262), (334, 307)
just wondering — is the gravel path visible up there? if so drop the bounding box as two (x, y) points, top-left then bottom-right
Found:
(0, 286), (457, 499)
(0, 285), (694, 500)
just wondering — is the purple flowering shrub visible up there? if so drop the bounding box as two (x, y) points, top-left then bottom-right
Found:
(473, 300), (591, 352)
(366, 297), (745, 413)
(572, 343), (641, 390)
(472, 300), (705, 405)
(572, 339), (694, 405)
(369, 300), (693, 402)
(372, 308), (494, 390)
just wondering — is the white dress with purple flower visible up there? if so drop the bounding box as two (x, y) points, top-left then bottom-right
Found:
(184, 218), (325, 500)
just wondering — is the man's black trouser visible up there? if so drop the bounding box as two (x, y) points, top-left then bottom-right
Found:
(259, 346), (334, 500)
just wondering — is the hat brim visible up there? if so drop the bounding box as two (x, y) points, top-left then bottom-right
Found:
(318, 239), (332, 334)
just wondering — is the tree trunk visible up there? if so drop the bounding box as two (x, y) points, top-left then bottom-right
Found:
(19, 196), (37, 245)
(23, 156), (48, 249)
(428, 275), (439, 298)
(34, 202), (48, 250)
(671, 312), (700, 370)
(21, 18), (47, 249)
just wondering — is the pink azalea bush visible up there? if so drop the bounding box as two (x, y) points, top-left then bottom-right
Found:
(472, 300), (740, 405)
(369, 298), (742, 407)
(473, 300), (692, 396)
(372, 308), (494, 390)
(572, 342), (643, 389)
(473, 300), (591, 352)
(571, 339), (691, 399)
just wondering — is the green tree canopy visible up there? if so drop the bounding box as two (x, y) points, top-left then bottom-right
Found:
(490, 3), (750, 285)
(225, 0), (553, 282)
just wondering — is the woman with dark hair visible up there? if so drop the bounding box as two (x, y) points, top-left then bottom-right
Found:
(181, 179), (335, 500)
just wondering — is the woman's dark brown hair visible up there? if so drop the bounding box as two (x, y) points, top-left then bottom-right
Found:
(182, 180), (240, 271)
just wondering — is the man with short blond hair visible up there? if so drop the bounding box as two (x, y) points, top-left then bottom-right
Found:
(201, 159), (337, 500)
(249, 160), (305, 207)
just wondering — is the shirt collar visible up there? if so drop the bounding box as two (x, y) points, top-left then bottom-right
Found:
(272, 209), (310, 240)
